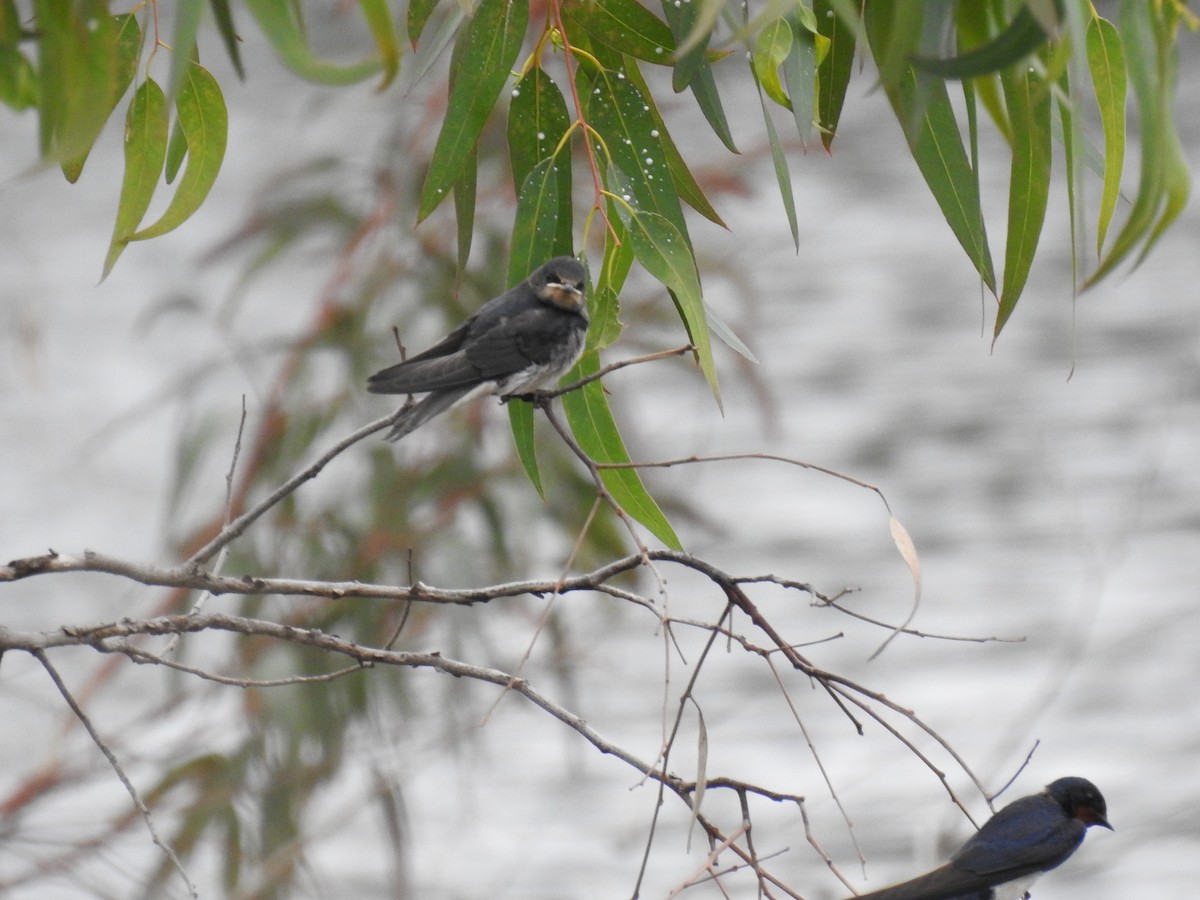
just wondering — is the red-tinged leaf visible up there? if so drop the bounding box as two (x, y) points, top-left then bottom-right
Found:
(129, 64), (227, 241)
(103, 78), (168, 279)
(417, 0), (527, 220)
(563, 350), (682, 550)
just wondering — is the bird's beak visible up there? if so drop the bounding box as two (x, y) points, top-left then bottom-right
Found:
(1080, 807), (1113, 830)
(544, 282), (585, 311)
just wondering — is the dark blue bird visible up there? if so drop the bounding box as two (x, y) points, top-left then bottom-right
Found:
(847, 777), (1112, 899)
(367, 257), (588, 441)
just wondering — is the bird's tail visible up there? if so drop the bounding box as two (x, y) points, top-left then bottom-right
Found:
(383, 386), (477, 442)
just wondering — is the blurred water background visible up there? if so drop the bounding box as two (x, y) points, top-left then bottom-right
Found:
(2, 17), (1198, 900)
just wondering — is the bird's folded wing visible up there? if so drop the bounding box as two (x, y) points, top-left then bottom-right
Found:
(464, 308), (576, 377)
(366, 351), (481, 394)
(951, 798), (1081, 876)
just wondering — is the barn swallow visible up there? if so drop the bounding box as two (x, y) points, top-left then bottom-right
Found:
(367, 256), (588, 441)
(847, 776), (1111, 899)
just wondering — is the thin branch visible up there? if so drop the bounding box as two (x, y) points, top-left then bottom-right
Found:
(32, 650), (198, 899)
(185, 413), (396, 566)
(539, 344), (695, 397)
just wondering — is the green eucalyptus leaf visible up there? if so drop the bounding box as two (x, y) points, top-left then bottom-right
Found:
(103, 78), (168, 278)
(129, 63), (227, 241)
(563, 350), (682, 550)
(814, 0), (854, 149)
(1086, 14), (1125, 256)
(209, 0), (246, 79)
(507, 66), (573, 268)
(359, 0), (401, 88)
(565, 0), (675, 65)
(244, 0), (382, 85)
(417, 0), (527, 220)
(995, 63), (1051, 337)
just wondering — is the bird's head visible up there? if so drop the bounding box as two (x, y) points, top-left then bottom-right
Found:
(1046, 776), (1113, 831)
(531, 256), (587, 313)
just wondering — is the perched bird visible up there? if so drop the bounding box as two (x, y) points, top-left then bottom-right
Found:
(847, 777), (1112, 900)
(367, 256), (588, 442)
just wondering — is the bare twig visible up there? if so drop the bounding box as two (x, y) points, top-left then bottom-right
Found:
(32, 650), (198, 899)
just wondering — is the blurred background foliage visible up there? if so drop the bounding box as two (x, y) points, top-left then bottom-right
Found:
(1, 0), (1195, 895)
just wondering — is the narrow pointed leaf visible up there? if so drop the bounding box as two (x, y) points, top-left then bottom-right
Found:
(508, 399), (544, 499)
(867, 0), (926, 92)
(36, 9), (138, 179)
(565, 0), (675, 65)
(892, 72), (996, 292)
(453, 146), (477, 272)
(129, 64), (227, 241)
(912, 4), (1053, 79)
(753, 19), (793, 109)
(1085, 14), (1125, 255)
(244, 0), (381, 85)
(865, 4), (995, 292)
(1087, 1), (1188, 285)
(509, 157), (570, 286)
(589, 213), (633, 351)
(208, 0), (245, 79)
(563, 351), (682, 550)
(167, 0), (205, 101)
(0, 48), (37, 110)
(661, 0), (708, 91)
(621, 60), (726, 227)
(104, 79), (168, 278)
(815, 0), (855, 149)
(782, 17), (817, 145)
(165, 117), (187, 184)
(407, 0), (437, 45)
(507, 66), (573, 265)
(757, 83), (799, 251)
(587, 69), (690, 244)
(625, 210), (719, 404)
(995, 64), (1051, 337)
(687, 64), (737, 152)
(417, 0), (527, 220)
(359, 0), (401, 88)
